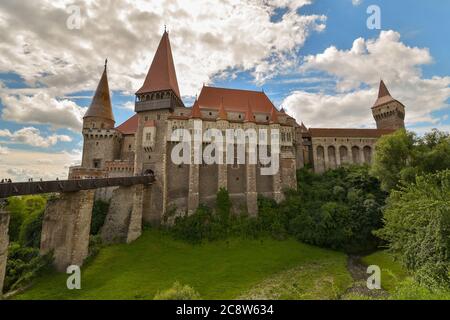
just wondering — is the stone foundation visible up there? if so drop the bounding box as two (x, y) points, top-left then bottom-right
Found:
(0, 210), (9, 297)
(40, 190), (95, 272)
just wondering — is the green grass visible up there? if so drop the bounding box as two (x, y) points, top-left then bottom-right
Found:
(14, 230), (352, 300)
(361, 251), (408, 293)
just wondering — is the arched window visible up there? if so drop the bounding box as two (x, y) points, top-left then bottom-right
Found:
(363, 146), (372, 164)
(351, 146), (360, 164)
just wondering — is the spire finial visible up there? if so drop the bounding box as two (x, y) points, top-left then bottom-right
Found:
(104, 58), (108, 70)
(164, 25), (167, 33)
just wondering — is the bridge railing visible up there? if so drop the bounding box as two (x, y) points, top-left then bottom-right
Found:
(0, 175), (155, 198)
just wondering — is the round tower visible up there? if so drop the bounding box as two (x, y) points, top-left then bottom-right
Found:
(372, 80), (406, 130)
(81, 61), (121, 170)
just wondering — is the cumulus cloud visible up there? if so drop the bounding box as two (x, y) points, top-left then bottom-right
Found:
(0, 0), (326, 98)
(283, 31), (450, 128)
(0, 148), (81, 181)
(0, 127), (72, 148)
(0, 91), (86, 131)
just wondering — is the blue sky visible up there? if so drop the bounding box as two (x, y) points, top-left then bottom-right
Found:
(0, 0), (449, 180)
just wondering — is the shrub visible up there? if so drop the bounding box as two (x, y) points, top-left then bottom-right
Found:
(375, 170), (450, 288)
(6, 196), (47, 243)
(90, 200), (110, 235)
(154, 282), (201, 300)
(19, 209), (44, 248)
(4, 242), (53, 293)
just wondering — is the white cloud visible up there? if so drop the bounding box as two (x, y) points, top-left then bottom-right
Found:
(283, 31), (450, 128)
(352, 0), (362, 6)
(0, 127), (72, 148)
(0, 145), (9, 155)
(0, 148), (81, 182)
(0, 91), (86, 131)
(0, 0), (326, 99)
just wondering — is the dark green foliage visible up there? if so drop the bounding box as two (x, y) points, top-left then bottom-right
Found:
(4, 242), (53, 293)
(6, 196), (47, 243)
(372, 129), (450, 191)
(90, 200), (109, 235)
(375, 170), (450, 288)
(286, 166), (386, 252)
(170, 189), (262, 243)
(19, 210), (44, 248)
(170, 167), (385, 253)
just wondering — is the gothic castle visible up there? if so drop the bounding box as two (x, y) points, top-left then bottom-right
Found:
(69, 31), (406, 222)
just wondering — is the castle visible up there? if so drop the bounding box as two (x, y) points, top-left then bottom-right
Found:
(69, 31), (406, 222)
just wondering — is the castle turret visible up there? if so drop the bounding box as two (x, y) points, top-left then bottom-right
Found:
(83, 60), (115, 130)
(135, 30), (184, 112)
(81, 61), (121, 170)
(372, 80), (405, 130)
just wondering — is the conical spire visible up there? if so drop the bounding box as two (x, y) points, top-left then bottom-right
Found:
(244, 100), (255, 123)
(191, 99), (202, 119)
(217, 97), (227, 120)
(137, 31), (181, 98)
(84, 61), (114, 122)
(373, 80), (395, 108)
(378, 80), (391, 98)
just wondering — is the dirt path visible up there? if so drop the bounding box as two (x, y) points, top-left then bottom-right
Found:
(342, 255), (389, 299)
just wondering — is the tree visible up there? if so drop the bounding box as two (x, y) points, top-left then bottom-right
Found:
(371, 129), (416, 191)
(371, 129), (450, 191)
(374, 170), (450, 288)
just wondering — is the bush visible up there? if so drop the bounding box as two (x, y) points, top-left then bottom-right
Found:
(90, 200), (109, 235)
(19, 209), (44, 248)
(154, 282), (201, 300)
(6, 196), (47, 243)
(286, 166), (386, 252)
(4, 242), (53, 293)
(374, 170), (450, 288)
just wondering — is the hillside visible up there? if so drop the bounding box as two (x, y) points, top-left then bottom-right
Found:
(15, 230), (352, 300)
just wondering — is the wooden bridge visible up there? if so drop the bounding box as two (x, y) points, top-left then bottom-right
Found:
(0, 175), (155, 199)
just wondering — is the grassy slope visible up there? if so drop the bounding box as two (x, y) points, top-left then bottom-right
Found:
(15, 230), (351, 300)
(362, 251), (408, 293)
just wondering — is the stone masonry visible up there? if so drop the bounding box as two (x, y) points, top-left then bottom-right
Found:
(40, 190), (95, 272)
(0, 210), (9, 298)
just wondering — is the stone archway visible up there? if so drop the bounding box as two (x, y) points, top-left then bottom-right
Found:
(339, 146), (349, 164)
(316, 146), (325, 173)
(363, 146), (372, 164)
(352, 146), (361, 164)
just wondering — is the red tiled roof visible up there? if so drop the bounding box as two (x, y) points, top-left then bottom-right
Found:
(244, 101), (255, 123)
(84, 65), (114, 122)
(197, 86), (278, 114)
(270, 106), (279, 124)
(136, 31), (181, 99)
(310, 128), (395, 138)
(217, 97), (227, 120)
(116, 114), (138, 135)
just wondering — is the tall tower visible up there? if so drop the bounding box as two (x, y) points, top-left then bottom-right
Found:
(372, 80), (405, 130)
(81, 62), (120, 169)
(134, 30), (184, 223)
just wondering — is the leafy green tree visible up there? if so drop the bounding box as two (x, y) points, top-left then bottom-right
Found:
(372, 129), (450, 191)
(375, 170), (450, 288)
(371, 129), (416, 191)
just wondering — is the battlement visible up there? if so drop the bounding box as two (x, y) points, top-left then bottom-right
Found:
(105, 160), (134, 174)
(68, 166), (107, 180)
(82, 128), (122, 140)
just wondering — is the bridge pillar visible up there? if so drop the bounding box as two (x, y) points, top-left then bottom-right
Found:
(0, 210), (9, 298)
(101, 184), (145, 244)
(40, 190), (95, 272)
